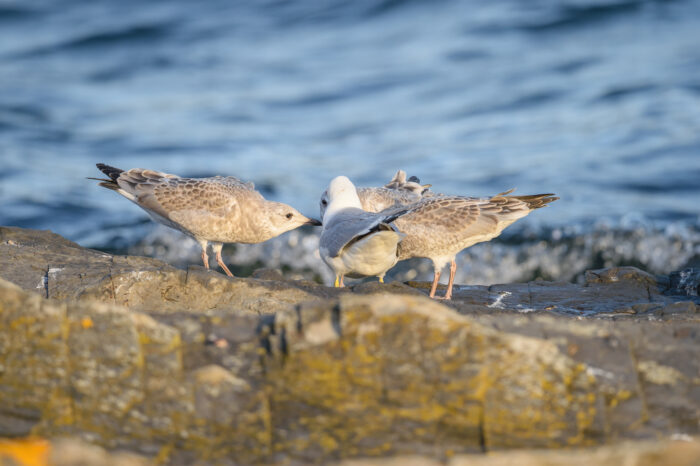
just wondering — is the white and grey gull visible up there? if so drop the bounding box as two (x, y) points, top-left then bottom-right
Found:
(319, 175), (414, 287)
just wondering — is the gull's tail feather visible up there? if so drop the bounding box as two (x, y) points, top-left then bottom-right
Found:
(384, 169), (431, 196)
(90, 163), (124, 191)
(86, 177), (120, 191)
(512, 193), (559, 210)
(491, 189), (558, 210)
(385, 170), (407, 189)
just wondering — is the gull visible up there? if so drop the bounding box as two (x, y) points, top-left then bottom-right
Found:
(352, 172), (558, 299)
(319, 176), (412, 287)
(356, 169), (431, 212)
(90, 163), (321, 277)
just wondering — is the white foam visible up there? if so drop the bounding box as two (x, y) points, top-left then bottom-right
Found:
(488, 291), (511, 309)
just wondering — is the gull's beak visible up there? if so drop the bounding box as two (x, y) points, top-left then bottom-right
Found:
(305, 217), (322, 226)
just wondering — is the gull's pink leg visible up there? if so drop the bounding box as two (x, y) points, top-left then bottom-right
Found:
(429, 270), (441, 298)
(216, 250), (234, 277)
(340, 274), (345, 287)
(212, 243), (234, 277)
(199, 240), (210, 269)
(201, 249), (209, 269)
(444, 260), (457, 300)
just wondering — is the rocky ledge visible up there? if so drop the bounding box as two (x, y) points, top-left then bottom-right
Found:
(0, 226), (699, 465)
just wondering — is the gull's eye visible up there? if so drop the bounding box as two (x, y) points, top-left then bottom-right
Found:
(321, 199), (327, 206)
(286, 213), (293, 219)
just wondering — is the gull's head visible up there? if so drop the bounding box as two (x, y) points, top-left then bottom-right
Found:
(321, 176), (362, 223)
(319, 189), (330, 220)
(267, 202), (321, 237)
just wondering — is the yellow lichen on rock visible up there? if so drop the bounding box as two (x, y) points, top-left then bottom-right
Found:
(263, 293), (607, 461)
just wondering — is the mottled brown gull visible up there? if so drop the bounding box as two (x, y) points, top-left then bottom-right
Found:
(350, 172), (558, 299)
(319, 176), (412, 287)
(91, 163), (321, 277)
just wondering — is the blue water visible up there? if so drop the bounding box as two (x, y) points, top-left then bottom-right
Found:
(1, 0), (699, 282)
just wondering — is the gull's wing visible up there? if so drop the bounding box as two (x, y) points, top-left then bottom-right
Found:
(321, 205), (410, 258)
(396, 196), (494, 240)
(396, 191), (558, 243)
(106, 168), (263, 238)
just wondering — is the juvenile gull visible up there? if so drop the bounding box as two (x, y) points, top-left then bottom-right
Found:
(355, 170), (431, 213)
(350, 172), (558, 299)
(319, 176), (412, 287)
(91, 163), (321, 277)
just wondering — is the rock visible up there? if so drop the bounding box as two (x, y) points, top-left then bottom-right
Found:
(336, 437), (700, 466)
(337, 455), (443, 466)
(0, 436), (151, 466)
(584, 266), (658, 287)
(263, 294), (609, 459)
(3, 227), (699, 319)
(0, 226), (337, 315)
(448, 436), (700, 465)
(0, 227), (700, 319)
(3, 277), (700, 463)
(669, 268), (700, 297)
(250, 268), (285, 281)
(0, 437), (50, 466)
(1, 226), (700, 464)
(48, 438), (151, 466)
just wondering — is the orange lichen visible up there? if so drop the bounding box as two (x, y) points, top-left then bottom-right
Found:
(80, 317), (94, 329)
(0, 437), (50, 466)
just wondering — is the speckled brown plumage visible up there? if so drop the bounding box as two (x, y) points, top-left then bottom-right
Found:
(356, 173), (558, 299)
(356, 186), (422, 213)
(94, 163), (319, 277)
(354, 169), (430, 213)
(393, 191), (558, 263)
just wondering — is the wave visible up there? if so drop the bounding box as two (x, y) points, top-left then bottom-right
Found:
(520, 1), (643, 33)
(19, 22), (174, 57)
(107, 220), (700, 286)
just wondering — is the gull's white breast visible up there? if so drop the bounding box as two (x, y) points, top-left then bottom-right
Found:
(322, 230), (402, 277)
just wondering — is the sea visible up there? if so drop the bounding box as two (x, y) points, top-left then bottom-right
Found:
(1, 0), (699, 285)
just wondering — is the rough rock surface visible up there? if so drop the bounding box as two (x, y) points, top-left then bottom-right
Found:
(3, 436), (700, 466)
(670, 268), (700, 297)
(1, 226), (699, 465)
(2, 226), (698, 318)
(0, 437), (149, 466)
(336, 437), (700, 466)
(0, 227), (339, 314)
